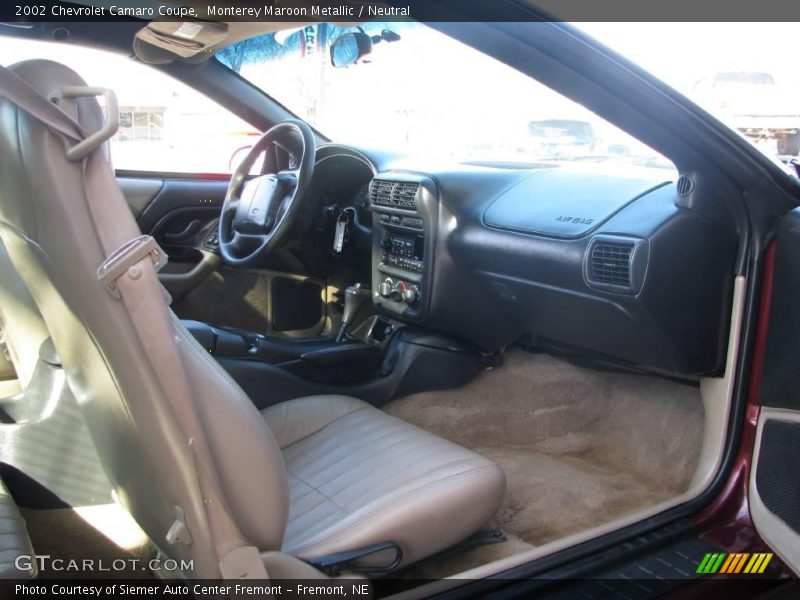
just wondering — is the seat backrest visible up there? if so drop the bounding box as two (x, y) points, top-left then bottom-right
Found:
(0, 60), (289, 577)
(0, 241), (48, 388)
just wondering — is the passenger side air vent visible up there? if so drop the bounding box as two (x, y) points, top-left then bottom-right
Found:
(585, 237), (647, 293)
(369, 180), (420, 210)
(676, 175), (694, 197)
(589, 242), (633, 286)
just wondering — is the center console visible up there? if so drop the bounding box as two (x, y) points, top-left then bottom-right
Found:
(369, 173), (437, 322)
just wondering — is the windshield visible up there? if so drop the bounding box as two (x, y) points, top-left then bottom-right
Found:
(217, 23), (671, 168)
(578, 23), (800, 162)
(714, 72), (775, 86)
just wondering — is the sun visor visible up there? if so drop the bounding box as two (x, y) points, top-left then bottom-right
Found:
(134, 21), (229, 63)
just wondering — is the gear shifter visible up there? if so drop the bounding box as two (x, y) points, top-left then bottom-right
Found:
(336, 283), (370, 343)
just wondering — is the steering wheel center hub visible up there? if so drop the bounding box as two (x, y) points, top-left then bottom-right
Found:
(234, 174), (280, 234)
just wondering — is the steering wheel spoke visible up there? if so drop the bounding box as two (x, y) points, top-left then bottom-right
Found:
(223, 198), (240, 215)
(277, 168), (300, 187)
(230, 230), (254, 254)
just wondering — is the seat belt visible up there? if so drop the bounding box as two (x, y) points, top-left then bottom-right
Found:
(0, 65), (268, 580)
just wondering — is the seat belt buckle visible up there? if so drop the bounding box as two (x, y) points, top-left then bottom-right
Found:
(97, 235), (168, 299)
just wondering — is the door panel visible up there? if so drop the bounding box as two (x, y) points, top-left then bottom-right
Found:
(120, 174), (229, 300)
(117, 177), (163, 219)
(750, 207), (800, 575)
(751, 410), (800, 573)
(131, 176), (228, 234)
(118, 173), (330, 335)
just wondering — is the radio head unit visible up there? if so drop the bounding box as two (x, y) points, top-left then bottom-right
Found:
(381, 233), (424, 273)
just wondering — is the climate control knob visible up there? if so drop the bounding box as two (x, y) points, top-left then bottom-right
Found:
(402, 286), (418, 304)
(378, 278), (394, 298)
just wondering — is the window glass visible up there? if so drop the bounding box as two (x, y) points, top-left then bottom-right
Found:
(218, 23), (674, 170)
(578, 23), (800, 162)
(0, 37), (259, 173)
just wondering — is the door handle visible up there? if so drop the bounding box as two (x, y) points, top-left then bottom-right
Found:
(162, 220), (202, 243)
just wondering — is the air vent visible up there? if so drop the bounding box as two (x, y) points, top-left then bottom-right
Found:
(369, 180), (420, 210)
(676, 175), (694, 197)
(588, 241), (634, 288)
(370, 180), (395, 207)
(393, 182), (419, 210)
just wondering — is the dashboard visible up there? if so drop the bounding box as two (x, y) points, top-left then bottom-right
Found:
(314, 144), (739, 377)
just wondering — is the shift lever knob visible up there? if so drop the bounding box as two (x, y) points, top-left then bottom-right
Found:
(337, 283), (370, 342)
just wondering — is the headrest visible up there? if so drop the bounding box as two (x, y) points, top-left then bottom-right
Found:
(9, 59), (110, 160)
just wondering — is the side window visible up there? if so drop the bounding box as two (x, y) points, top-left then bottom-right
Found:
(0, 37), (259, 174)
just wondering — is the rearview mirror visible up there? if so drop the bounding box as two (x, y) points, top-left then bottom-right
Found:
(330, 32), (373, 68)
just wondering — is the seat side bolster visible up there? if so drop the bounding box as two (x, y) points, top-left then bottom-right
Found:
(175, 317), (290, 552)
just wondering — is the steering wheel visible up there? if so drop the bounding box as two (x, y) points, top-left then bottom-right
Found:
(218, 119), (316, 267)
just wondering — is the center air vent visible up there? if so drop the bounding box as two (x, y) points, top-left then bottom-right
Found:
(586, 237), (646, 293)
(370, 180), (420, 210)
(370, 180), (394, 206)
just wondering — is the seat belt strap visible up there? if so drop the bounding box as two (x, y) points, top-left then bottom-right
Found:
(0, 64), (268, 580)
(0, 66), (84, 141)
(102, 243), (267, 579)
(94, 178), (269, 581)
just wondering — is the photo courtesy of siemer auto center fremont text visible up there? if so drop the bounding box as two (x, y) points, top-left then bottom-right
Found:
(1, 1), (800, 599)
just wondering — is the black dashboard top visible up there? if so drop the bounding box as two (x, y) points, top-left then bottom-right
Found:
(483, 167), (670, 238)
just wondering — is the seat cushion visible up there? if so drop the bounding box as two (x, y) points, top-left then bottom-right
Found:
(261, 395), (506, 569)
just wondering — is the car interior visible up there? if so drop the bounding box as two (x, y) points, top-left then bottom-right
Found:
(0, 14), (798, 595)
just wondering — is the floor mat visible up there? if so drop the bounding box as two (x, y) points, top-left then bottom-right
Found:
(478, 446), (677, 545)
(386, 349), (704, 577)
(20, 505), (156, 579)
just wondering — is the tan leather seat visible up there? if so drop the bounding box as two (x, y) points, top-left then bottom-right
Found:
(0, 243), (49, 388)
(0, 477), (35, 579)
(0, 59), (505, 577)
(264, 396), (504, 564)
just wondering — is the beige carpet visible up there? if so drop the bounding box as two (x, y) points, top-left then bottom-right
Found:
(385, 349), (704, 577)
(20, 505), (156, 579)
